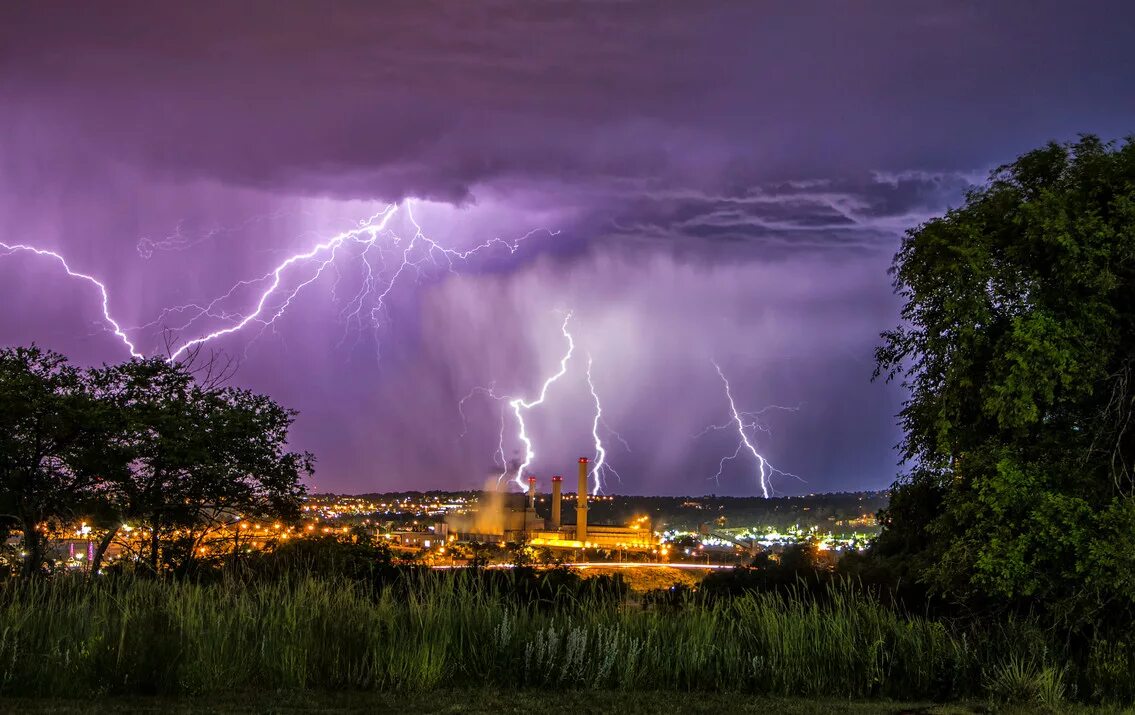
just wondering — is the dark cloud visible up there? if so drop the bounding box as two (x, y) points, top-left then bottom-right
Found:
(579, 171), (979, 255)
(3, 1), (1132, 202)
(0, 2), (1132, 494)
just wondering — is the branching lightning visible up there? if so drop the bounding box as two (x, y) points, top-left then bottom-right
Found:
(0, 242), (143, 358)
(136, 209), (295, 259)
(703, 361), (800, 497)
(506, 312), (575, 490)
(161, 201), (554, 361)
(5, 207), (636, 498)
(3, 201), (556, 363)
(164, 205), (400, 361)
(457, 317), (627, 495)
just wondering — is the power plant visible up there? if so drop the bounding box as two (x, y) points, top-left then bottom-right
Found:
(446, 457), (656, 551)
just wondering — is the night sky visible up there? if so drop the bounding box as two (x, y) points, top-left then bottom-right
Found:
(2, 2), (1133, 496)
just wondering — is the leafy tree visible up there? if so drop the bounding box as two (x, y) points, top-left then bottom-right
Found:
(0, 346), (109, 576)
(506, 533), (534, 567)
(669, 534), (701, 560)
(86, 358), (313, 575)
(244, 535), (395, 583)
(0, 346), (312, 578)
(875, 136), (1135, 626)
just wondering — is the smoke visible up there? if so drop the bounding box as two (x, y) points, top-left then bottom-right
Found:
(472, 477), (507, 535)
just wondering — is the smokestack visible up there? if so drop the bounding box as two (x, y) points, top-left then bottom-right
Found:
(550, 476), (562, 529)
(577, 457), (589, 543)
(527, 476), (537, 511)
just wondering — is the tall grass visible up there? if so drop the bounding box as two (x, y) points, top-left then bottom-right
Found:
(0, 573), (1078, 702)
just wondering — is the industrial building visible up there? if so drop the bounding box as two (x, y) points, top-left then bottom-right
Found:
(446, 457), (656, 551)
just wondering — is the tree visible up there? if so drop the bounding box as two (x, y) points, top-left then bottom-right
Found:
(0, 346), (106, 576)
(874, 136), (1135, 626)
(86, 358), (313, 575)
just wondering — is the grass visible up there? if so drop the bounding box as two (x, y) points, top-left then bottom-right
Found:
(0, 572), (1109, 707)
(0, 690), (1091, 715)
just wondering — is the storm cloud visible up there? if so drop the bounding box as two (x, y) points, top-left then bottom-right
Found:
(1, 1), (1132, 494)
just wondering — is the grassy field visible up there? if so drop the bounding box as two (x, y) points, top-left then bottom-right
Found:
(0, 573), (1102, 709)
(0, 690), (1103, 715)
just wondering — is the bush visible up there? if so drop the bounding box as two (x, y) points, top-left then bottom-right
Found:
(983, 656), (1067, 710)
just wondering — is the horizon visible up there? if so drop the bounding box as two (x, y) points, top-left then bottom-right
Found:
(309, 488), (887, 499)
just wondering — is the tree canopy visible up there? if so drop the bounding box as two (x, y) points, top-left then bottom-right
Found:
(874, 136), (1135, 626)
(0, 347), (103, 575)
(0, 347), (312, 576)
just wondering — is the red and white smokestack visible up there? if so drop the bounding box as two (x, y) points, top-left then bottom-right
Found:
(550, 475), (563, 529)
(577, 457), (589, 543)
(527, 476), (537, 511)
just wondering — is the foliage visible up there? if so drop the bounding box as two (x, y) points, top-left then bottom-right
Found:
(238, 535), (396, 584)
(874, 136), (1135, 627)
(698, 544), (829, 602)
(0, 347), (312, 577)
(86, 358), (312, 575)
(982, 655), (1067, 711)
(0, 573), (1082, 702)
(0, 347), (105, 576)
(0, 690), (1044, 715)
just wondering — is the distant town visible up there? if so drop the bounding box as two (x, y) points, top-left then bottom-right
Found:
(43, 484), (887, 573)
(316, 486), (885, 561)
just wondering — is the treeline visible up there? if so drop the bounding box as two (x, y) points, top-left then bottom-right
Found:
(857, 136), (1135, 694)
(0, 346), (312, 577)
(589, 492), (889, 532)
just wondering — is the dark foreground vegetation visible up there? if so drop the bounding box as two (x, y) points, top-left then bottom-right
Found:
(2, 135), (1135, 710)
(0, 565), (1094, 708)
(0, 532), (1127, 709)
(1, 691), (1111, 715)
(0, 691), (1079, 715)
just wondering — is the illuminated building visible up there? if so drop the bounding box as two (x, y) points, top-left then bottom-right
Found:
(446, 456), (658, 551)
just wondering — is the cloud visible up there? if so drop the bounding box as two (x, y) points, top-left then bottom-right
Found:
(1, 0), (1133, 495)
(398, 245), (906, 495)
(3, 1), (1131, 204)
(577, 171), (980, 254)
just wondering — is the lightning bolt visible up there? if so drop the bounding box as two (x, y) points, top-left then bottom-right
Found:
(458, 317), (629, 496)
(161, 200), (554, 361)
(0, 242), (143, 358)
(507, 311), (575, 490)
(585, 353), (628, 495)
(705, 361), (800, 498)
(164, 205), (400, 360)
(3, 200), (556, 365)
(136, 209), (296, 259)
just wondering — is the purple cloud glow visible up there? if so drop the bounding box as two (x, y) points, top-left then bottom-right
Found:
(2, 1), (1132, 494)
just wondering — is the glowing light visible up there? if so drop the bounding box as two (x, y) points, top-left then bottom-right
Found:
(167, 205), (399, 359)
(458, 320), (628, 494)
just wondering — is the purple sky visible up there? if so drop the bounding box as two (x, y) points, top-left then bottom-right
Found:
(2, 2), (1133, 496)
